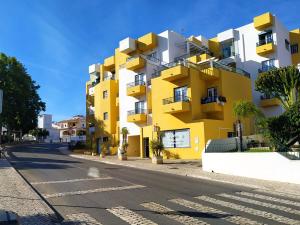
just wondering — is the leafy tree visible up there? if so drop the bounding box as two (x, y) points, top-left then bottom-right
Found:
(264, 101), (300, 151)
(255, 66), (300, 109)
(233, 100), (264, 151)
(0, 53), (45, 138)
(29, 128), (49, 141)
(120, 127), (129, 155)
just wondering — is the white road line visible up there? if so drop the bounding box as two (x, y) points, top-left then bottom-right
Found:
(219, 193), (300, 216)
(239, 191), (300, 207)
(170, 198), (264, 225)
(141, 202), (210, 225)
(196, 195), (299, 225)
(107, 206), (158, 225)
(256, 189), (300, 201)
(43, 185), (145, 199)
(31, 177), (113, 185)
(64, 213), (103, 225)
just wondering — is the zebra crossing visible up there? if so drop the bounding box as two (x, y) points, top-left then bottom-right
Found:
(62, 190), (300, 225)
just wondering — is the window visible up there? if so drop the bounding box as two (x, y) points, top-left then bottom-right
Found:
(135, 101), (145, 114)
(207, 87), (218, 102)
(220, 39), (235, 58)
(291, 44), (299, 54)
(103, 90), (108, 99)
(261, 59), (275, 72)
(285, 39), (290, 51)
(103, 137), (109, 142)
(162, 129), (190, 148)
(134, 74), (145, 86)
(257, 30), (273, 46)
(103, 112), (108, 120)
(174, 86), (188, 102)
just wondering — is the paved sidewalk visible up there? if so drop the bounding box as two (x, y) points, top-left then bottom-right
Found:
(0, 157), (59, 225)
(59, 147), (300, 196)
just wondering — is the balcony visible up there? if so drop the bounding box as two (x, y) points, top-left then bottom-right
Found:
(260, 95), (281, 107)
(258, 66), (276, 73)
(127, 109), (147, 123)
(256, 40), (275, 55)
(253, 12), (273, 30)
(127, 80), (146, 97)
(126, 56), (146, 71)
(201, 96), (226, 113)
(137, 33), (157, 52)
(161, 65), (189, 82)
(162, 95), (190, 114)
(88, 86), (95, 96)
(104, 56), (115, 69)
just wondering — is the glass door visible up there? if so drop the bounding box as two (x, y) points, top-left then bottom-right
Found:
(174, 86), (187, 102)
(207, 87), (217, 102)
(135, 101), (145, 114)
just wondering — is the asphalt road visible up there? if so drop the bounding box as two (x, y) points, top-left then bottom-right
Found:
(7, 143), (300, 225)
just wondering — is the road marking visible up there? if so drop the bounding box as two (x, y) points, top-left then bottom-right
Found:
(219, 193), (300, 216)
(238, 191), (300, 207)
(43, 185), (145, 198)
(170, 198), (263, 225)
(64, 213), (103, 225)
(196, 195), (299, 225)
(31, 177), (113, 185)
(107, 206), (158, 225)
(141, 202), (210, 225)
(256, 189), (300, 201)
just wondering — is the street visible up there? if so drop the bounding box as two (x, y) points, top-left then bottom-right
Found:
(7, 144), (300, 225)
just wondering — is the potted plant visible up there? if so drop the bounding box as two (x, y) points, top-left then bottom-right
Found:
(150, 139), (164, 164)
(118, 127), (129, 160)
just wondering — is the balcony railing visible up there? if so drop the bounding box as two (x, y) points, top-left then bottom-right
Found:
(201, 96), (227, 104)
(127, 108), (147, 115)
(91, 78), (100, 87)
(162, 95), (190, 105)
(260, 94), (276, 100)
(256, 38), (273, 47)
(127, 79), (146, 88)
(103, 74), (115, 80)
(258, 66), (276, 73)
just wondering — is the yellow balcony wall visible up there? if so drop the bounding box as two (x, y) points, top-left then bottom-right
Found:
(161, 65), (189, 82)
(127, 114), (147, 123)
(126, 56), (146, 71)
(253, 12), (273, 30)
(260, 98), (281, 107)
(137, 32), (157, 52)
(188, 36), (202, 46)
(256, 42), (275, 55)
(189, 54), (211, 63)
(127, 85), (146, 97)
(200, 67), (220, 80)
(163, 101), (190, 114)
(202, 102), (223, 113)
(104, 56), (115, 69)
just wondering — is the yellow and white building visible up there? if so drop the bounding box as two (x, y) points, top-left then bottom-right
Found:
(86, 12), (300, 159)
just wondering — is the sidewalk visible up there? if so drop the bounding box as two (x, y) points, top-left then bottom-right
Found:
(0, 157), (59, 225)
(59, 147), (300, 196)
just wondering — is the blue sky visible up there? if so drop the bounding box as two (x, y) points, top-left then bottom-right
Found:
(1, 0), (300, 121)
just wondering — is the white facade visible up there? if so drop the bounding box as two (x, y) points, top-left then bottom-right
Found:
(213, 15), (292, 117)
(38, 114), (60, 142)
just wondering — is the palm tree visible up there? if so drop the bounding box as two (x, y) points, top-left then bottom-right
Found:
(120, 127), (129, 156)
(233, 100), (263, 151)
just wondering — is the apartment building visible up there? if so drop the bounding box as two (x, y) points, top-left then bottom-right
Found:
(56, 115), (86, 142)
(38, 114), (60, 142)
(86, 12), (300, 159)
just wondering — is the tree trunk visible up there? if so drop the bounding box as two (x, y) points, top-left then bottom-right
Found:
(237, 120), (243, 152)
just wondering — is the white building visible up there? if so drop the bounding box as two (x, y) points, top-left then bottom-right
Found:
(56, 115), (86, 142)
(38, 114), (60, 142)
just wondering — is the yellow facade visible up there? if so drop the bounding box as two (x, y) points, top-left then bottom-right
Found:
(87, 31), (252, 160)
(290, 29), (300, 65)
(256, 42), (276, 55)
(253, 12), (273, 30)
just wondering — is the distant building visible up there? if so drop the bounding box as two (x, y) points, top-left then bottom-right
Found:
(55, 115), (86, 142)
(38, 114), (60, 142)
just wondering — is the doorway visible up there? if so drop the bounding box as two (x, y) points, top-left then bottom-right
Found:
(144, 138), (150, 158)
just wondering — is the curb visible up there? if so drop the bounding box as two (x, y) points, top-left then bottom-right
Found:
(4, 149), (64, 225)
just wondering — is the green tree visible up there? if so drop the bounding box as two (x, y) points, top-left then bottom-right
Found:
(120, 127), (129, 155)
(265, 101), (300, 151)
(233, 100), (263, 151)
(255, 65), (300, 109)
(0, 53), (45, 139)
(29, 128), (49, 141)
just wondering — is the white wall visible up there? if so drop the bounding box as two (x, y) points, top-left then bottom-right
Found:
(38, 114), (52, 129)
(202, 151), (300, 184)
